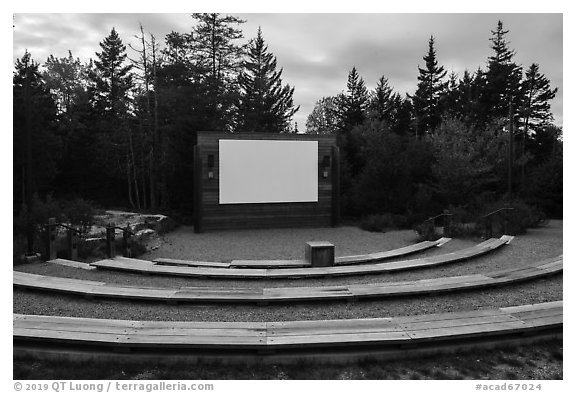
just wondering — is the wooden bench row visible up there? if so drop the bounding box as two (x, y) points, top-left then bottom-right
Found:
(151, 238), (452, 269)
(90, 236), (512, 279)
(13, 255), (561, 304)
(13, 301), (562, 352)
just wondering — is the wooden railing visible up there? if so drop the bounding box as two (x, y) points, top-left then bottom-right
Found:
(105, 224), (135, 259)
(44, 218), (81, 261)
(482, 207), (514, 238)
(44, 219), (135, 261)
(423, 210), (453, 237)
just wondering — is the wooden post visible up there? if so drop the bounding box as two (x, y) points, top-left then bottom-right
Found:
(45, 217), (57, 261)
(67, 227), (79, 261)
(331, 146), (340, 227)
(443, 210), (451, 237)
(123, 225), (132, 258)
(485, 217), (492, 239)
(106, 224), (116, 259)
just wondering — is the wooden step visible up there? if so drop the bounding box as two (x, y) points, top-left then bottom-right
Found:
(13, 301), (562, 352)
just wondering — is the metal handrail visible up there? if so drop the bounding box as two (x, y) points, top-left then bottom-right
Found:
(424, 212), (453, 224)
(56, 223), (82, 234)
(45, 221), (82, 234)
(482, 207), (514, 220)
(482, 207), (514, 238)
(109, 224), (135, 236)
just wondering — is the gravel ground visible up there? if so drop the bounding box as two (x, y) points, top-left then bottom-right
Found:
(13, 220), (563, 322)
(14, 220), (563, 289)
(13, 275), (562, 322)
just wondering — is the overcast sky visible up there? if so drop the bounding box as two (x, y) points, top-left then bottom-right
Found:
(12, 13), (563, 128)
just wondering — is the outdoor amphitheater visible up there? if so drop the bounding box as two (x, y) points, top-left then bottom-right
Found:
(13, 133), (563, 380)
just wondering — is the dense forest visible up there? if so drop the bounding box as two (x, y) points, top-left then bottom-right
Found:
(13, 15), (562, 252)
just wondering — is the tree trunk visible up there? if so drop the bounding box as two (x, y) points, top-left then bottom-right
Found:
(128, 128), (141, 210)
(126, 154), (135, 210)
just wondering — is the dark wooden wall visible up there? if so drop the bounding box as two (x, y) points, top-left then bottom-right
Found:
(194, 132), (339, 232)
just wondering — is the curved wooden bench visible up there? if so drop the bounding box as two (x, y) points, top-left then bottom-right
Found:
(14, 255), (561, 304)
(151, 238), (451, 269)
(13, 301), (562, 354)
(90, 236), (512, 279)
(228, 237), (451, 268)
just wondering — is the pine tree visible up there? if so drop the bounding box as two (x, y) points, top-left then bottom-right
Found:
(412, 36), (447, 136)
(335, 66), (369, 132)
(43, 51), (97, 200)
(334, 67), (369, 179)
(13, 51), (59, 251)
(190, 13), (246, 131)
(90, 28), (133, 117)
(389, 95), (414, 136)
(441, 72), (459, 120)
(236, 27), (299, 133)
(518, 63), (558, 191)
(520, 63), (558, 133)
(43, 51), (91, 116)
(89, 28), (139, 208)
(481, 20), (522, 124)
(368, 76), (394, 123)
(443, 69), (484, 129)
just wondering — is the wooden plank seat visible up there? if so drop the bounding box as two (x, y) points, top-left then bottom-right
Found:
(14, 255), (562, 303)
(153, 258), (231, 268)
(13, 301), (562, 352)
(334, 237), (451, 265)
(229, 259), (311, 269)
(89, 236), (513, 279)
(156, 238), (452, 269)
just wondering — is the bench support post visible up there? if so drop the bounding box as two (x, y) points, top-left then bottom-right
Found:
(106, 224), (116, 259)
(122, 225), (132, 258)
(45, 217), (58, 261)
(67, 227), (79, 261)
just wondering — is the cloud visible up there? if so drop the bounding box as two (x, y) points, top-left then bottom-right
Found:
(12, 13), (563, 127)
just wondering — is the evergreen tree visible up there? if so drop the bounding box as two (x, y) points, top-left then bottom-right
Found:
(517, 63), (558, 190)
(480, 20), (522, 124)
(236, 27), (299, 133)
(441, 71), (459, 120)
(43, 51), (91, 116)
(89, 28), (137, 208)
(389, 95), (415, 136)
(442, 69), (484, 130)
(90, 28), (133, 117)
(368, 76), (394, 123)
(43, 52), (97, 200)
(335, 67), (369, 132)
(412, 36), (447, 136)
(13, 51), (59, 251)
(520, 63), (558, 134)
(190, 13), (246, 131)
(13, 51), (60, 206)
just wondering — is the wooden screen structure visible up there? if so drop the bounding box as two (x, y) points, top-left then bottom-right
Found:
(193, 132), (339, 232)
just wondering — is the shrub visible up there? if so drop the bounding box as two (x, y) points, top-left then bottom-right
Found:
(13, 195), (98, 262)
(61, 198), (95, 235)
(359, 213), (408, 232)
(414, 221), (441, 241)
(448, 222), (482, 238)
(483, 199), (546, 236)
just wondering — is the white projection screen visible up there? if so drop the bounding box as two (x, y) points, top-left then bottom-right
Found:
(219, 140), (319, 204)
